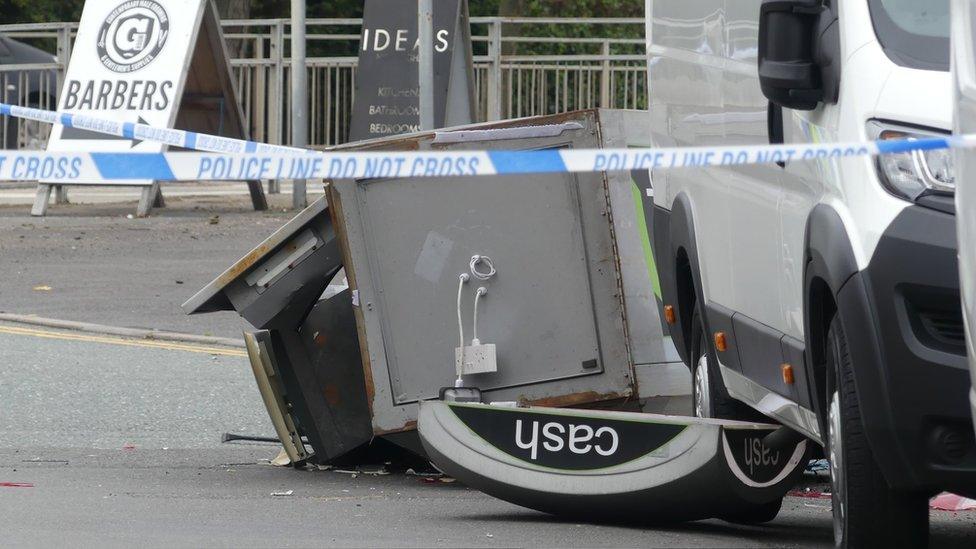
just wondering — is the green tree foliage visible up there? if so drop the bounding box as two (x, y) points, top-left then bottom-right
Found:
(0, 0), (83, 24)
(491, 0), (644, 55)
(0, 0), (642, 25)
(0, 0), (642, 57)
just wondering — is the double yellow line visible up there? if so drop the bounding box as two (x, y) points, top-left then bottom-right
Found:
(0, 324), (247, 357)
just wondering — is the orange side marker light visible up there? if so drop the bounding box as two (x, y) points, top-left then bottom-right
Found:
(663, 305), (676, 325)
(713, 332), (727, 352)
(781, 363), (795, 385)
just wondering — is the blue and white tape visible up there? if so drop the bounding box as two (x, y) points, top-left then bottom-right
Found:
(0, 103), (971, 182)
(0, 103), (303, 155)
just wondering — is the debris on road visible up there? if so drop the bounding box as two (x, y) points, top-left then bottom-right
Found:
(930, 493), (976, 511)
(804, 458), (829, 478)
(0, 482), (34, 488)
(420, 476), (456, 485)
(404, 467), (442, 478)
(32, 285), (52, 292)
(328, 465), (391, 477)
(788, 488), (831, 499)
(357, 466), (389, 476)
(270, 489), (294, 497)
(270, 448), (291, 467)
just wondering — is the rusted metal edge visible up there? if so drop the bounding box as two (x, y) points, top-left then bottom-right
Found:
(592, 109), (639, 397)
(181, 196), (329, 314)
(323, 109), (600, 153)
(371, 390), (632, 435)
(326, 184), (377, 414)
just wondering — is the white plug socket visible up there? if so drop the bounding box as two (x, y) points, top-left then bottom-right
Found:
(455, 339), (497, 375)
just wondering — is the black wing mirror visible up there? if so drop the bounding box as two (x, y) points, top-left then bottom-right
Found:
(758, 0), (840, 111)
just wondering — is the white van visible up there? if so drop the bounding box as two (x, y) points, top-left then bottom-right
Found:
(648, 0), (975, 545)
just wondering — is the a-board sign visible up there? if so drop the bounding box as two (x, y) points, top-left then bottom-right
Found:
(349, 0), (475, 141)
(38, 0), (264, 216)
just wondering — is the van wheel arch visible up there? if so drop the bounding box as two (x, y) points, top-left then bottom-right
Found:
(803, 205), (858, 434)
(666, 193), (708, 366)
(674, 246), (696, 362)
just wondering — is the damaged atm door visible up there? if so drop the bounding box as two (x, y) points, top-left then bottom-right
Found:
(183, 198), (373, 463)
(184, 110), (683, 463)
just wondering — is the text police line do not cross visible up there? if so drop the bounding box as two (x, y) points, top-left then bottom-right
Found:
(0, 135), (966, 183)
(1, 102), (973, 181)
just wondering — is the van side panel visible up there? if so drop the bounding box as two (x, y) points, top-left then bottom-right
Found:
(647, 0), (735, 320)
(719, 1), (801, 396)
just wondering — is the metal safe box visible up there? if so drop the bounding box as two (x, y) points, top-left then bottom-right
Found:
(184, 110), (684, 462)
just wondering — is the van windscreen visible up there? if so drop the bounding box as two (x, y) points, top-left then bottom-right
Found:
(868, 0), (949, 71)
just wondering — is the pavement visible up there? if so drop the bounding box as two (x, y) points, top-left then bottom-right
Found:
(0, 181), (326, 207)
(0, 187), (310, 340)
(1, 191), (975, 547)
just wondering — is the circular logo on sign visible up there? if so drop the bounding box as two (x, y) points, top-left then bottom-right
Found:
(96, 0), (170, 73)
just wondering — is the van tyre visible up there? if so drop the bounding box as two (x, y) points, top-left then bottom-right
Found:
(690, 306), (766, 422)
(825, 316), (928, 548)
(692, 306), (783, 525)
(690, 306), (739, 420)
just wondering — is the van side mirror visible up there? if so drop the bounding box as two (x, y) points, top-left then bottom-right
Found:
(758, 0), (840, 111)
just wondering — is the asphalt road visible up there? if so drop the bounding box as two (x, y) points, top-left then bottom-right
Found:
(1, 197), (975, 546)
(0, 326), (270, 449)
(2, 447), (835, 549)
(0, 193), (301, 340)
(2, 325), (975, 547)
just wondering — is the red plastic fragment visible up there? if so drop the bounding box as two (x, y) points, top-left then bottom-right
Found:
(930, 492), (976, 511)
(787, 489), (831, 499)
(0, 482), (34, 488)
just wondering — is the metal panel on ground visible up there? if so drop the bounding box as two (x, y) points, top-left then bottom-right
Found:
(418, 401), (807, 523)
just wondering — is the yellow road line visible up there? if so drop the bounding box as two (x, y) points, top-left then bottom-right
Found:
(0, 324), (247, 357)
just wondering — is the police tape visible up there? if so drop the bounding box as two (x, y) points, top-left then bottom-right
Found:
(0, 102), (972, 181)
(0, 139), (967, 182)
(0, 103), (303, 155)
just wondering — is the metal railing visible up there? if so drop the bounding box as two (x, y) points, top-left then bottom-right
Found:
(0, 17), (647, 150)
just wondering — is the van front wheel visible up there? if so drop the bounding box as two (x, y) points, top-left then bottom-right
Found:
(825, 316), (928, 548)
(690, 306), (739, 419)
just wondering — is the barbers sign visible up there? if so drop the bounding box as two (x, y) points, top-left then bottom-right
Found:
(48, 0), (202, 164)
(45, 0), (244, 187)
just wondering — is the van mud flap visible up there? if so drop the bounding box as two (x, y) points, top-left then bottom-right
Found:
(418, 401), (808, 523)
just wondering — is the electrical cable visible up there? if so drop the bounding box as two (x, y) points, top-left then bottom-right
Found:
(469, 255), (497, 281)
(455, 273), (469, 387)
(473, 286), (487, 344)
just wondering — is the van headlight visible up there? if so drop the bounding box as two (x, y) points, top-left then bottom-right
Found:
(868, 121), (955, 201)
